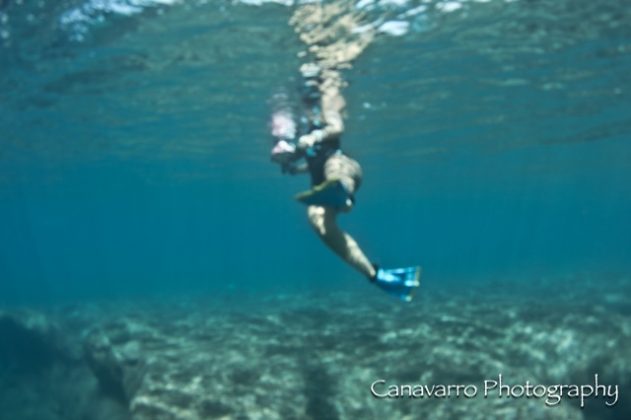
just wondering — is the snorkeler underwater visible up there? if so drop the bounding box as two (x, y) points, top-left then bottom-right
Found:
(1, 0), (630, 419)
(269, 3), (421, 302)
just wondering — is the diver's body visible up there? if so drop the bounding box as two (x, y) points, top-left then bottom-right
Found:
(275, 63), (376, 279)
(270, 2), (420, 301)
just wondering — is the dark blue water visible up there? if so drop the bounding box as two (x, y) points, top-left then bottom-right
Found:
(1, 0), (630, 305)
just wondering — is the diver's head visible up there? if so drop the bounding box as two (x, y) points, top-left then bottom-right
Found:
(300, 63), (322, 104)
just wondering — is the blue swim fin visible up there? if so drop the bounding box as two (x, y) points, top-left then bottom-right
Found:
(295, 179), (352, 210)
(373, 266), (421, 302)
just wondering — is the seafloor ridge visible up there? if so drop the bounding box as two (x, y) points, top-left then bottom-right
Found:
(1, 273), (629, 420)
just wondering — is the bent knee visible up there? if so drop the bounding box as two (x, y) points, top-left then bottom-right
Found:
(324, 155), (362, 194)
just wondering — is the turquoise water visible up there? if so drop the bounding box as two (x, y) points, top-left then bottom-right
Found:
(1, 0), (629, 303)
(1, 1), (631, 419)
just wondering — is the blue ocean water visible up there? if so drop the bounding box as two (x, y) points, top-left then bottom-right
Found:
(0, 0), (629, 305)
(1, 2), (631, 419)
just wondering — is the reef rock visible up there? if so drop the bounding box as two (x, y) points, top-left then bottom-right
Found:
(0, 309), (75, 373)
(78, 284), (631, 420)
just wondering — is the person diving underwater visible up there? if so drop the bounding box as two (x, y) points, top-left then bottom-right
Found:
(269, 3), (420, 302)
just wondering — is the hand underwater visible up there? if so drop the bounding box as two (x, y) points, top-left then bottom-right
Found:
(297, 129), (324, 150)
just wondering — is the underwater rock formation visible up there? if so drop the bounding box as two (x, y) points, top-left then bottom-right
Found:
(1, 274), (630, 419)
(0, 309), (73, 374)
(79, 278), (630, 420)
(0, 309), (129, 420)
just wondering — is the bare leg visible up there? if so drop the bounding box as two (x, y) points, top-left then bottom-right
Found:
(307, 205), (376, 279)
